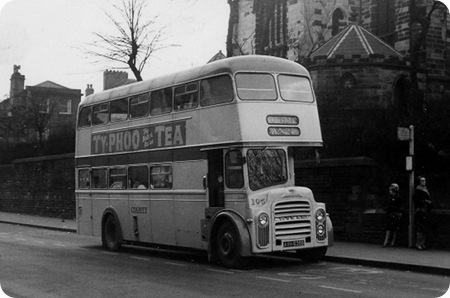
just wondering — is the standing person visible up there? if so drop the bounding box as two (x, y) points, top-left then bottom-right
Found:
(383, 183), (402, 247)
(414, 176), (433, 250)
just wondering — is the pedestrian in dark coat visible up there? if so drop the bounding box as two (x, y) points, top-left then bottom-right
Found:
(414, 176), (433, 250)
(383, 183), (402, 247)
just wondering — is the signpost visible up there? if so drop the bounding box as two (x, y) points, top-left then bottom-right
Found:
(398, 125), (414, 248)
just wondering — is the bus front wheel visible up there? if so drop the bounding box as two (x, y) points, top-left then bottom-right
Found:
(215, 222), (246, 268)
(102, 215), (122, 251)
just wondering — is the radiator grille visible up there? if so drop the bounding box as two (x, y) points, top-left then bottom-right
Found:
(274, 201), (311, 240)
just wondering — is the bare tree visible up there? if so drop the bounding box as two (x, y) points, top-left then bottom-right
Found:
(288, 0), (337, 63)
(88, 0), (178, 81)
(1, 93), (57, 155)
(410, 0), (445, 93)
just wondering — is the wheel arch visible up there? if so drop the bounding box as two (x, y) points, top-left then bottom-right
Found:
(101, 207), (123, 245)
(209, 210), (252, 260)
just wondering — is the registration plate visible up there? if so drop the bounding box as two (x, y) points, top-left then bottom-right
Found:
(283, 239), (305, 248)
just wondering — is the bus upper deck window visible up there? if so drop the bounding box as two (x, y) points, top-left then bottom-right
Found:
(236, 73), (277, 100)
(200, 75), (233, 107)
(110, 98), (129, 122)
(151, 88), (172, 115)
(130, 93), (150, 118)
(174, 83), (198, 111)
(78, 106), (92, 128)
(278, 75), (314, 102)
(92, 103), (109, 125)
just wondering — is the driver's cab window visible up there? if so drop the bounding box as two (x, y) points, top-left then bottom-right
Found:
(225, 150), (244, 188)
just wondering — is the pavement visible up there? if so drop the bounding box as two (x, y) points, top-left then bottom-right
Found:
(0, 211), (449, 276)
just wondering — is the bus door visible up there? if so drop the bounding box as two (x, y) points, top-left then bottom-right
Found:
(207, 150), (224, 208)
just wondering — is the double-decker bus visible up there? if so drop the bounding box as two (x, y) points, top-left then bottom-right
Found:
(75, 55), (333, 268)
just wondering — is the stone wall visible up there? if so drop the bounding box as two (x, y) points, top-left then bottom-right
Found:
(296, 158), (450, 249)
(0, 153), (75, 219)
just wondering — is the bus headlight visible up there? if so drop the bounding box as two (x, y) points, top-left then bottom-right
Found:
(317, 223), (325, 236)
(316, 209), (325, 222)
(258, 213), (269, 228)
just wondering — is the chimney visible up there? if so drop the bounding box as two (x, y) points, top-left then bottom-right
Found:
(85, 84), (94, 96)
(10, 65), (25, 98)
(103, 70), (129, 90)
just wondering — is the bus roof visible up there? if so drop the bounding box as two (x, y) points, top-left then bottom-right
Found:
(80, 55), (310, 107)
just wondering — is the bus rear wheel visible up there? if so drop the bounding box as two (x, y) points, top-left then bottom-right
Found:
(102, 215), (122, 251)
(215, 222), (247, 269)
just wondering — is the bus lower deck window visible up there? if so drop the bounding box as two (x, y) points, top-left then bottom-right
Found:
(129, 166), (149, 189)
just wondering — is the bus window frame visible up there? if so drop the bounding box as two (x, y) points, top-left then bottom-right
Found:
(130, 93), (150, 119)
(174, 82), (199, 111)
(91, 168), (108, 189)
(235, 72), (278, 101)
(150, 164), (173, 190)
(78, 106), (92, 128)
(225, 149), (244, 189)
(78, 168), (90, 189)
(150, 87), (173, 116)
(110, 97), (129, 123)
(277, 74), (315, 103)
(200, 74), (234, 107)
(92, 103), (109, 126)
(109, 167), (127, 190)
(129, 165), (149, 190)
(247, 148), (288, 191)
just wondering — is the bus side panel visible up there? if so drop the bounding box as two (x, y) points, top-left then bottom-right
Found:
(129, 194), (152, 243)
(76, 192), (93, 236)
(172, 160), (207, 249)
(91, 194), (110, 237)
(174, 197), (206, 249)
(150, 193), (176, 246)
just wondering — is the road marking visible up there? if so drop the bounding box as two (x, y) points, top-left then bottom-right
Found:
(53, 243), (66, 247)
(207, 269), (235, 275)
(319, 285), (362, 293)
(100, 251), (118, 256)
(422, 287), (447, 292)
(130, 256), (150, 261)
(256, 276), (290, 283)
(329, 266), (382, 274)
(230, 269), (246, 273)
(165, 262), (188, 267)
(33, 241), (45, 244)
(278, 272), (326, 279)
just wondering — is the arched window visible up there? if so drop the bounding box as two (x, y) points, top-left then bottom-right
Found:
(340, 72), (355, 89)
(332, 9), (344, 36)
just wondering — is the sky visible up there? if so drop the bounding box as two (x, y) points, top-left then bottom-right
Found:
(0, 0), (230, 100)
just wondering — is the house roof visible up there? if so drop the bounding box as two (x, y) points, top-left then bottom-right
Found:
(310, 23), (404, 60)
(207, 50), (226, 63)
(32, 80), (70, 89)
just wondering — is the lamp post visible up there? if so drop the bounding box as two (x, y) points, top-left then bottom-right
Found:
(398, 125), (414, 247)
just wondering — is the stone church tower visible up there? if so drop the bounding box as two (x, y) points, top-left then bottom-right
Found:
(227, 0), (449, 87)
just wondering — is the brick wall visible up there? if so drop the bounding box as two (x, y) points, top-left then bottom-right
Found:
(0, 153), (75, 219)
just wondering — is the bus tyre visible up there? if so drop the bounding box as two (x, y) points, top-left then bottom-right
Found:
(215, 222), (247, 269)
(102, 215), (122, 251)
(296, 247), (327, 262)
